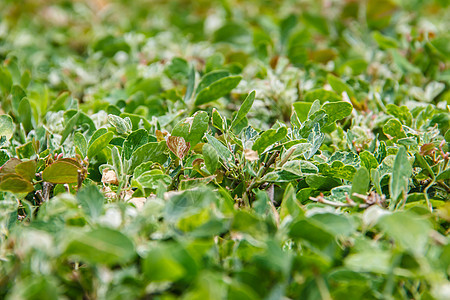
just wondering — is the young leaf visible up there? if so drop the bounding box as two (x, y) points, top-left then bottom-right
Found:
(350, 167), (370, 201)
(108, 114), (131, 134)
(111, 146), (123, 178)
(231, 90), (255, 129)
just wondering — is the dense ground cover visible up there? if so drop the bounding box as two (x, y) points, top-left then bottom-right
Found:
(0, 0), (449, 299)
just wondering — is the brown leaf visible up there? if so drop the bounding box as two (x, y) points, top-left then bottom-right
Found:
(244, 149), (259, 162)
(102, 168), (119, 185)
(167, 136), (190, 159)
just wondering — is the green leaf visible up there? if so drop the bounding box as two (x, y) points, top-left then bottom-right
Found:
(87, 132), (114, 159)
(231, 90), (255, 129)
(60, 112), (80, 145)
(299, 109), (328, 138)
(77, 185), (104, 219)
(134, 171), (171, 192)
(359, 151), (379, 171)
(196, 70), (230, 94)
(42, 161), (80, 184)
(172, 111), (209, 146)
(205, 134), (234, 168)
(436, 169), (450, 181)
(18, 98), (33, 132)
(350, 167), (370, 201)
(293, 101), (313, 123)
(184, 66), (196, 102)
(108, 114), (131, 134)
(11, 85), (26, 113)
(279, 183), (303, 220)
(289, 218), (335, 249)
(282, 160), (318, 176)
(123, 129), (148, 160)
(64, 227), (135, 265)
(345, 251), (391, 274)
(386, 104), (412, 126)
(0, 114), (14, 141)
(305, 123), (324, 160)
(321, 101), (353, 123)
(379, 211), (431, 255)
(211, 108), (226, 131)
(0, 66), (12, 95)
(304, 89), (341, 103)
(15, 160), (36, 182)
(74, 132), (88, 158)
(306, 174), (341, 190)
(50, 91), (70, 112)
(129, 141), (168, 170)
(143, 246), (185, 282)
(310, 212), (356, 236)
(326, 74), (355, 99)
(318, 161), (357, 181)
(252, 127), (287, 154)
(389, 147), (412, 203)
(194, 75), (242, 106)
(0, 176), (34, 193)
(202, 143), (219, 174)
(0, 158), (22, 174)
(372, 31), (398, 49)
(111, 146), (123, 177)
(383, 118), (406, 140)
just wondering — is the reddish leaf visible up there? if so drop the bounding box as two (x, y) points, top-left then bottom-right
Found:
(167, 136), (190, 159)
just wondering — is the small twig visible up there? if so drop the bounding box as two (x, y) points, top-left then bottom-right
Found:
(243, 151), (279, 203)
(42, 182), (54, 201)
(310, 193), (370, 208)
(77, 169), (83, 191)
(279, 146), (295, 168)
